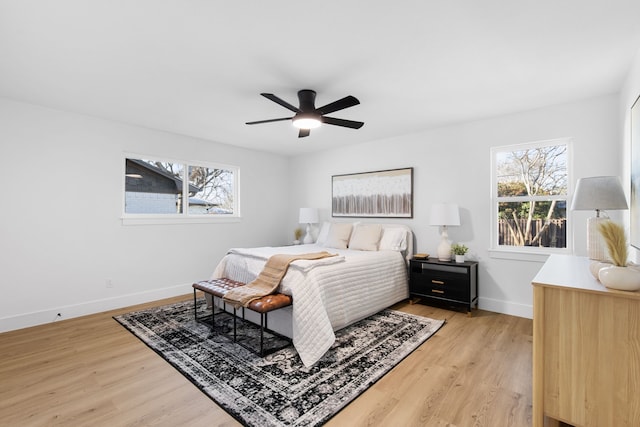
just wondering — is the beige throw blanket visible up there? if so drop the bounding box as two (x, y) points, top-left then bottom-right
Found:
(223, 251), (337, 307)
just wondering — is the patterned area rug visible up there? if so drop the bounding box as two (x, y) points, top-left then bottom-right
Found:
(114, 300), (445, 427)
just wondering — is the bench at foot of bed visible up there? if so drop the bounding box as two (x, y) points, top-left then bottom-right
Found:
(192, 278), (292, 356)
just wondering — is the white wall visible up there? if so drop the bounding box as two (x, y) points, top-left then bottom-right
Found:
(289, 93), (621, 318)
(0, 98), (291, 332)
(1, 80), (631, 331)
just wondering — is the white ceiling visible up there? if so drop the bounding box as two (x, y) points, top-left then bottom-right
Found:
(1, 1), (640, 156)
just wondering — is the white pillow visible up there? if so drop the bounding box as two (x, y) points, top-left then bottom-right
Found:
(323, 223), (353, 249)
(349, 224), (382, 251)
(379, 227), (407, 251)
(315, 221), (331, 245)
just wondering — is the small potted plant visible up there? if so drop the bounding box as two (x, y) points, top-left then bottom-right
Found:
(293, 227), (303, 245)
(451, 243), (468, 263)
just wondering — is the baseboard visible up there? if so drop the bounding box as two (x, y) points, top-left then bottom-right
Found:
(478, 296), (533, 319)
(0, 283), (191, 333)
(1, 289), (534, 334)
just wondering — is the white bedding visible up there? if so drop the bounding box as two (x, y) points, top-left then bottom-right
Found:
(211, 243), (409, 366)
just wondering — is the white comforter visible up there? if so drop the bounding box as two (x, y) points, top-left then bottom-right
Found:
(211, 244), (409, 366)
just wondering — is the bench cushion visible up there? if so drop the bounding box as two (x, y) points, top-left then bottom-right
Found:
(193, 278), (292, 313)
(193, 278), (245, 298)
(247, 293), (292, 313)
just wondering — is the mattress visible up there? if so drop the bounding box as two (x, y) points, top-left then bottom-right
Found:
(211, 243), (409, 366)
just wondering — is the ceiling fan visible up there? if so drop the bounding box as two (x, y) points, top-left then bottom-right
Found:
(245, 89), (364, 138)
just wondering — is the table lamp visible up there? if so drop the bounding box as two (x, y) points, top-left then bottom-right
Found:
(570, 176), (628, 260)
(430, 203), (461, 261)
(299, 207), (319, 244)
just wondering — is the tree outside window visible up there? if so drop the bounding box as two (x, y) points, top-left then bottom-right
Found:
(188, 165), (235, 214)
(124, 157), (237, 217)
(492, 140), (570, 250)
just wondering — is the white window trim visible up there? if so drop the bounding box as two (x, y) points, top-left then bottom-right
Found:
(121, 153), (241, 225)
(489, 138), (573, 256)
(121, 215), (242, 226)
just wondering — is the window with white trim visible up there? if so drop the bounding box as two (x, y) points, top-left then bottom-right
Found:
(491, 138), (571, 252)
(123, 155), (239, 220)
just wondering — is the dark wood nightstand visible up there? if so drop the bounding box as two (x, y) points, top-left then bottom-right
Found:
(409, 258), (478, 315)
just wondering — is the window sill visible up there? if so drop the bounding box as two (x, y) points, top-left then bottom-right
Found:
(487, 249), (557, 263)
(121, 215), (241, 226)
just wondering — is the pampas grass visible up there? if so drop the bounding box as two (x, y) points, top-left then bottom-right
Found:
(598, 221), (627, 267)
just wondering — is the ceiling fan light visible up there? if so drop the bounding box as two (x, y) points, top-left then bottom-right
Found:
(292, 116), (321, 129)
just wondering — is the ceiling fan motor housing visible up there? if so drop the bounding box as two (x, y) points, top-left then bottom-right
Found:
(298, 89), (317, 112)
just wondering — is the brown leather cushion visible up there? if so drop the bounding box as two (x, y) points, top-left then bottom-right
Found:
(193, 278), (292, 313)
(247, 293), (292, 313)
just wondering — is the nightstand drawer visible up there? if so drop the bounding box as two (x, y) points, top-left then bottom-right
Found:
(410, 274), (466, 300)
(415, 270), (467, 287)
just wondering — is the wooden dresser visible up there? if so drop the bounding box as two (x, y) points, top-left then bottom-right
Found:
(531, 255), (640, 427)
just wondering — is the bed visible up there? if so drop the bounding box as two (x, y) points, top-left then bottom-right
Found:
(210, 222), (413, 366)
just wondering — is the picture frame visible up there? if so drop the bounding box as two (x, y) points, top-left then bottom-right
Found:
(332, 167), (413, 218)
(631, 94), (640, 249)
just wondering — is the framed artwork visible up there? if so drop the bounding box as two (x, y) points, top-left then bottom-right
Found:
(332, 167), (413, 218)
(631, 94), (640, 249)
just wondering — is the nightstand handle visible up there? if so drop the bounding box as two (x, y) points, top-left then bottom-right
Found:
(432, 289), (445, 294)
(431, 280), (445, 285)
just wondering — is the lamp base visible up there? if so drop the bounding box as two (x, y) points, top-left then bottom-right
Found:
(303, 223), (314, 244)
(437, 231), (452, 262)
(587, 216), (609, 261)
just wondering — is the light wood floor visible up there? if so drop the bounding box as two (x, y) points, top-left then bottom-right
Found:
(0, 296), (533, 427)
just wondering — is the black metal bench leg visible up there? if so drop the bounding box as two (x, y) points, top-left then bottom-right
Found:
(233, 307), (237, 342)
(193, 289), (198, 321)
(260, 313), (266, 356)
(211, 296), (215, 329)
(193, 290), (216, 331)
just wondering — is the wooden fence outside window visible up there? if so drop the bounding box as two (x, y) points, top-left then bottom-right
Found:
(498, 218), (566, 248)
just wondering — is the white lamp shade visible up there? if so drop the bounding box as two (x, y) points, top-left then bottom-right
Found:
(429, 203), (461, 226)
(299, 207), (319, 224)
(571, 176), (628, 211)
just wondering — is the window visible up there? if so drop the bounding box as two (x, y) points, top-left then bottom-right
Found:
(123, 155), (239, 223)
(491, 139), (571, 254)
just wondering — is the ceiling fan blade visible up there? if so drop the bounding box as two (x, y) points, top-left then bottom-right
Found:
(261, 93), (300, 113)
(298, 128), (310, 138)
(316, 95), (360, 115)
(245, 117), (292, 125)
(322, 116), (364, 129)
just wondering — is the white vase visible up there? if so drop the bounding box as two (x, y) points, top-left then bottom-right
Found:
(455, 254), (465, 263)
(589, 261), (612, 280)
(598, 266), (640, 291)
